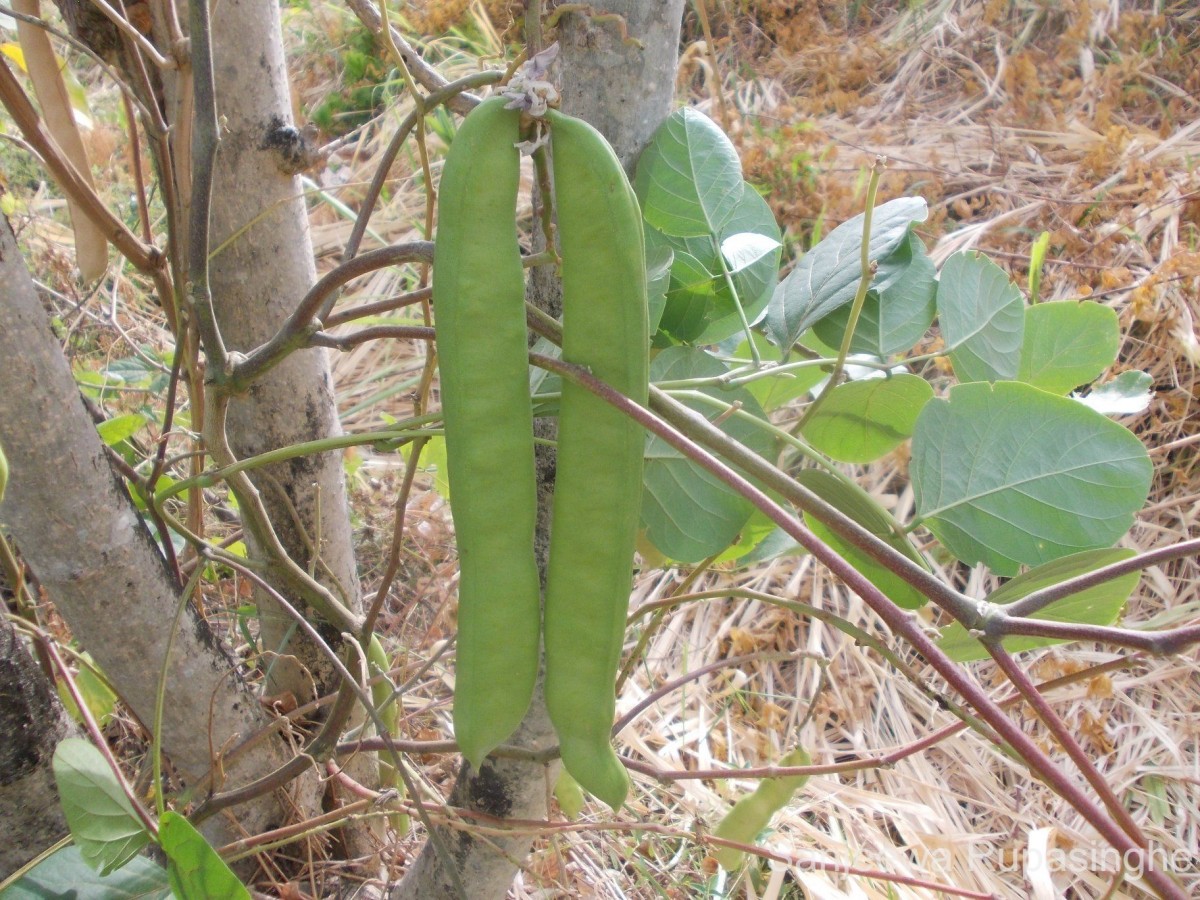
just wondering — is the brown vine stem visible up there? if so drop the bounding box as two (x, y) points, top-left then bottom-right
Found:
(528, 350), (1185, 899)
(630, 590), (1002, 747)
(985, 641), (1148, 847)
(185, 0), (227, 375)
(41, 638), (160, 838)
(324, 286), (432, 328)
(0, 56), (161, 272)
(1004, 537), (1200, 618)
(233, 242), (435, 385)
(194, 551), (464, 897)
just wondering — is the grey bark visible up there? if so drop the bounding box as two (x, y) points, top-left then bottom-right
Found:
(0, 615), (78, 880)
(392, 4), (684, 897)
(0, 213), (288, 844)
(205, 0), (364, 704)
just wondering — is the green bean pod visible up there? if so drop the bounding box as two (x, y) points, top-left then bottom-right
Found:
(543, 109), (649, 811)
(367, 632), (407, 834)
(713, 747), (810, 870)
(433, 97), (540, 769)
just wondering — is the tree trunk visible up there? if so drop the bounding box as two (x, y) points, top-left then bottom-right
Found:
(0, 212), (287, 845)
(392, 4), (684, 897)
(203, 0), (364, 708)
(0, 615), (78, 880)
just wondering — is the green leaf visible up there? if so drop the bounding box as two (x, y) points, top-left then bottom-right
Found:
(641, 348), (775, 563)
(712, 507), (788, 565)
(651, 185), (782, 345)
(634, 108), (744, 238)
(646, 239), (673, 336)
(812, 231), (937, 358)
(159, 811), (250, 900)
(1028, 231), (1051, 302)
(400, 435), (448, 499)
(721, 232), (780, 274)
(795, 469), (929, 609)
(937, 251), (1025, 383)
(730, 334), (825, 413)
(56, 651), (119, 728)
(1017, 301), (1119, 394)
(658, 248), (720, 342)
(1073, 370), (1153, 416)
(697, 187), (782, 344)
(800, 374), (933, 463)
(96, 413), (148, 447)
(938, 548), (1139, 661)
(765, 197), (928, 351)
(912, 382), (1152, 575)
(52, 738), (151, 875)
(5, 844), (171, 900)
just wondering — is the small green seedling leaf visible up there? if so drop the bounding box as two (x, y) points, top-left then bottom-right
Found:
(641, 348), (774, 563)
(937, 251), (1025, 383)
(912, 382), (1152, 575)
(812, 231), (938, 358)
(766, 197), (928, 351)
(713, 747), (810, 870)
(1018, 301), (1119, 394)
(799, 373), (933, 463)
(635, 108), (744, 238)
(796, 469), (929, 609)
(1073, 370), (1153, 416)
(159, 811), (250, 900)
(52, 737), (151, 875)
(938, 548), (1139, 661)
(56, 651), (119, 727)
(1028, 231), (1051, 302)
(96, 413), (147, 447)
(401, 435), (449, 499)
(4, 843), (171, 900)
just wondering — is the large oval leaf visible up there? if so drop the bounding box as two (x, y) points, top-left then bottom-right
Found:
(642, 347), (775, 562)
(52, 738), (151, 875)
(812, 231), (937, 358)
(912, 382), (1152, 575)
(765, 197), (928, 351)
(937, 251), (1025, 383)
(938, 548), (1139, 661)
(800, 374), (933, 463)
(652, 185), (782, 344)
(1017, 300), (1119, 394)
(634, 108), (744, 238)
